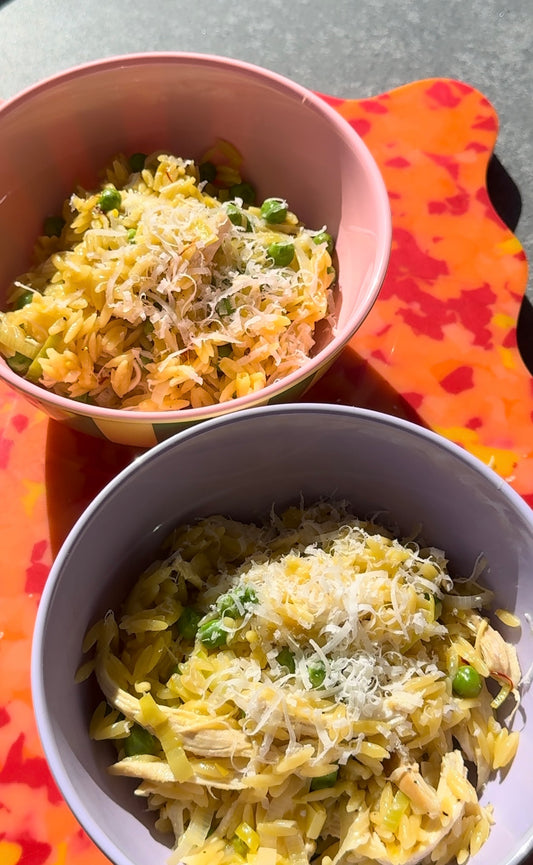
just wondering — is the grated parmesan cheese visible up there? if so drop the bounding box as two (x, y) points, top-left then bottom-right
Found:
(85, 500), (521, 865)
(1, 151), (335, 411)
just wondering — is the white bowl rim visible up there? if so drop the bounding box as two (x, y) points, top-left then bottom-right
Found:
(31, 402), (533, 865)
(0, 51), (392, 424)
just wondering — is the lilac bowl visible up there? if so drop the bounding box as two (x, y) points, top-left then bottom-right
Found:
(0, 53), (391, 446)
(32, 404), (533, 865)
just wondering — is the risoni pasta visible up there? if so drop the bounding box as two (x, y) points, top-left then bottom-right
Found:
(0, 144), (335, 410)
(81, 501), (521, 865)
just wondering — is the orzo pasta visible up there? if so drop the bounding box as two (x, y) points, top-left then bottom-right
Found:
(0, 146), (335, 410)
(81, 501), (521, 865)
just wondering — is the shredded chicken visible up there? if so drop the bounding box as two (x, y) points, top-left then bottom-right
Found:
(84, 503), (520, 865)
(110, 757), (245, 790)
(389, 763), (442, 818)
(376, 802), (465, 865)
(476, 620), (521, 686)
(95, 651), (252, 758)
(377, 753), (468, 865)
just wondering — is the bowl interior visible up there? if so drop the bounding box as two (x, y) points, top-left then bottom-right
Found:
(33, 405), (533, 865)
(0, 54), (389, 346)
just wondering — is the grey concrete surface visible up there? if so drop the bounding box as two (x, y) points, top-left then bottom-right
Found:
(0, 0), (532, 357)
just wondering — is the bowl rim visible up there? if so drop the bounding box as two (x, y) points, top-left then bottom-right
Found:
(0, 51), (392, 424)
(31, 402), (533, 865)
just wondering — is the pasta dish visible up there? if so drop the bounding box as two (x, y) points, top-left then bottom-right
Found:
(0, 144), (334, 410)
(80, 501), (521, 865)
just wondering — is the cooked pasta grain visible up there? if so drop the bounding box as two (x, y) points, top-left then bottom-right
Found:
(0, 149), (335, 410)
(83, 502), (521, 865)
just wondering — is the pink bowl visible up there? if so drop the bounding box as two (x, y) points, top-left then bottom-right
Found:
(0, 53), (391, 446)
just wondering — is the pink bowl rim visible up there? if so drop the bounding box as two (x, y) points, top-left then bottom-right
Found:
(0, 51), (392, 424)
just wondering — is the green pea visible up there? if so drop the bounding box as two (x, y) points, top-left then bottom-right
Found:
(43, 215), (65, 238)
(197, 619), (228, 649)
(260, 198), (288, 224)
(176, 607), (202, 641)
(267, 241), (295, 267)
(229, 182), (256, 205)
(25, 334), (59, 382)
(216, 297), (234, 317)
(217, 596), (239, 618)
(126, 228), (137, 243)
(452, 664), (483, 698)
(218, 585), (258, 618)
(310, 769), (338, 791)
(128, 152), (147, 173)
(218, 343), (233, 359)
(276, 648), (296, 674)
(226, 203), (251, 230)
(6, 352), (31, 374)
(313, 231), (334, 255)
(123, 724), (159, 757)
(13, 290), (34, 309)
(199, 161), (217, 183)
(99, 186), (122, 213)
(308, 659), (326, 688)
(243, 585), (258, 604)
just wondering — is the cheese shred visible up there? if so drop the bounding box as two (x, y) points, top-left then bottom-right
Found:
(0, 150), (335, 411)
(83, 501), (521, 865)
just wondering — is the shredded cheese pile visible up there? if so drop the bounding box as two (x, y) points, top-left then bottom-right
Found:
(81, 501), (521, 865)
(0, 150), (335, 410)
